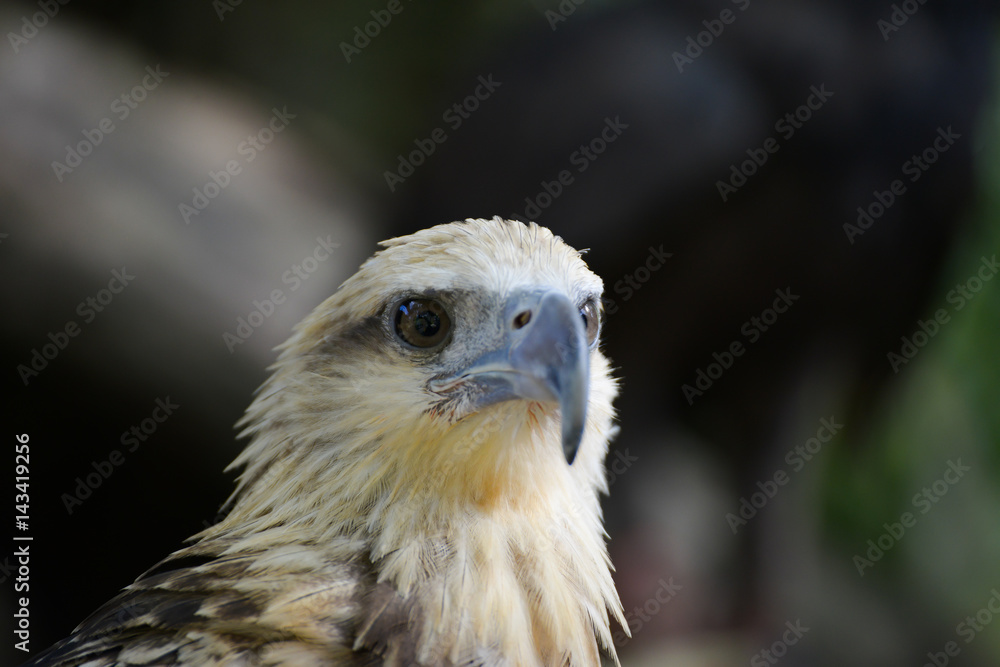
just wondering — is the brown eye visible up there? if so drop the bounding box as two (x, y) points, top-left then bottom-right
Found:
(394, 299), (451, 349)
(580, 298), (600, 346)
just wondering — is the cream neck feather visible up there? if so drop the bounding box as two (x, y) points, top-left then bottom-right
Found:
(199, 351), (627, 666)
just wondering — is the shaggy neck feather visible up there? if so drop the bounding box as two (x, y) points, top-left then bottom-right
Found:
(202, 389), (622, 665)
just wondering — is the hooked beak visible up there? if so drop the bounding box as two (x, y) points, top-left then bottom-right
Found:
(430, 291), (589, 464)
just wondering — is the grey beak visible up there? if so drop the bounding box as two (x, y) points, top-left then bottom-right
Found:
(507, 291), (589, 464)
(435, 290), (590, 465)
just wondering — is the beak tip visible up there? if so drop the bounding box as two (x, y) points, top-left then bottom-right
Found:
(562, 419), (584, 465)
(563, 441), (579, 465)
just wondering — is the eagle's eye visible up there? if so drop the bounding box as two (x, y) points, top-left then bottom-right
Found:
(580, 298), (600, 346)
(394, 298), (451, 349)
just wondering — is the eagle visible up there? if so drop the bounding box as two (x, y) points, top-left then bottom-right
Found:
(27, 217), (629, 666)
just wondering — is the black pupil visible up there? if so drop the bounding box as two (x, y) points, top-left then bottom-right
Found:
(413, 308), (440, 337)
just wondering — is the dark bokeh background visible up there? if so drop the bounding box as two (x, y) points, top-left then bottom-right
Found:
(3, 1), (1000, 665)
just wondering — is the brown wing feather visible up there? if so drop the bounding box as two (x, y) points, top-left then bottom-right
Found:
(22, 545), (378, 667)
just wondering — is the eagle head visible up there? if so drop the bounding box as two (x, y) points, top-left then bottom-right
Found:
(209, 217), (627, 665)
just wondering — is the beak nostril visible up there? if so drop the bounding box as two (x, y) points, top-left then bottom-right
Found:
(513, 310), (532, 329)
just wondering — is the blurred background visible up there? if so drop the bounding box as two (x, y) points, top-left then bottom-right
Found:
(2, 1), (999, 665)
